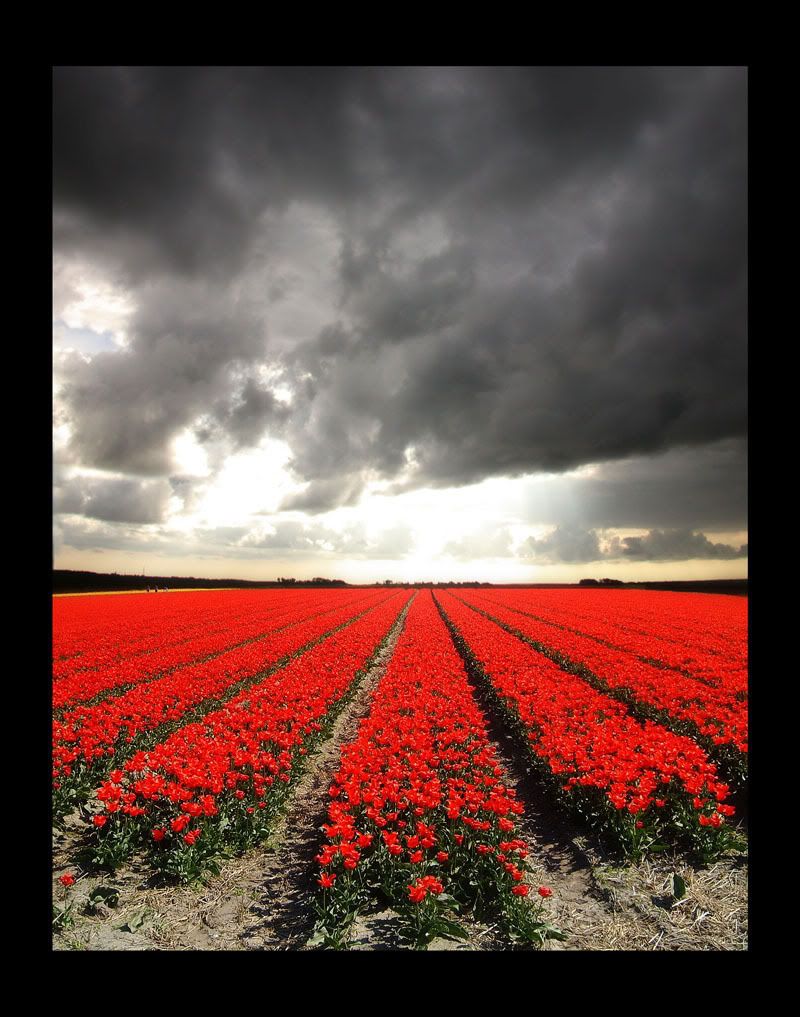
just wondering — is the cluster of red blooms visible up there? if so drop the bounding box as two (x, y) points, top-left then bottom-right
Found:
(461, 590), (747, 756)
(89, 593), (411, 857)
(53, 590), (392, 804)
(408, 875), (444, 902)
(53, 589), (365, 708)
(436, 591), (734, 835)
(54, 590), (272, 677)
(477, 589), (747, 691)
(315, 591), (540, 922)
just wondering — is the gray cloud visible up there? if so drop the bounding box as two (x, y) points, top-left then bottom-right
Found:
(204, 375), (292, 452)
(522, 525), (604, 564)
(54, 475), (173, 524)
(56, 517), (174, 554)
(57, 281), (269, 475)
(520, 524), (746, 565)
(54, 67), (746, 533)
(518, 439), (747, 531)
(605, 529), (746, 562)
(280, 475), (366, 514)
(243, 519), (413, 559)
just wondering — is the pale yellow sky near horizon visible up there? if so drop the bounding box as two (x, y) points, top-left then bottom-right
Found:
(54, 543), (748, 585)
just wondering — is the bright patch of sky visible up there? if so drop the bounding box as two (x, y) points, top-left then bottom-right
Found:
(53, 256), (133, 346)
(179, 439), (299, 527)
(53, 321), (119, 356)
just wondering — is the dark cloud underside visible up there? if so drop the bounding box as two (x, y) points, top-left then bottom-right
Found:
(521, 526), (746, 565)
(54, 66), (747, 536)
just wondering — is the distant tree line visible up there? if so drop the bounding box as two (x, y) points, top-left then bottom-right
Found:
(52, 570), (747, 596)
(53, 570), (349, 594)
(579, 578), (625, 587)
(578, 578), (747, 596)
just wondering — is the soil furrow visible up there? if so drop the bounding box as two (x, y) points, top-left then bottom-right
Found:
(238, 593), (416, 950)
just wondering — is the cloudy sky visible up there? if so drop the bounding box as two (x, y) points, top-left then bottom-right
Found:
(53, 66), (747, 583)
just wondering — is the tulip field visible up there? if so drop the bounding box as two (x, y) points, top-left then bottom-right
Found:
(52, 586), (748, 950)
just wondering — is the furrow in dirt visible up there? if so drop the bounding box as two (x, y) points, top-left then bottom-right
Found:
(237, 594), (416, 950)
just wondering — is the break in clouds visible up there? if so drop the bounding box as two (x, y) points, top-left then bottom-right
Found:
(53, 67), (747, 573)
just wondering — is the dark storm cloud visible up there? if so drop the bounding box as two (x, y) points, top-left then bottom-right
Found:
(605, 529), (746, 562)
(57, 282), (267, 474)
(206, 376), (292, 451)
(53, 66), (367, 282)
(519, 440), (747, 531)
(520, 524), (746, 565)
(54, 475), (173, 524)
(55, 66), (746, 528)
(278, 67), (746, 507)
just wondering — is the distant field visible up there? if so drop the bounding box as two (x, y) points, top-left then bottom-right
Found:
(53, 586), (748, 951)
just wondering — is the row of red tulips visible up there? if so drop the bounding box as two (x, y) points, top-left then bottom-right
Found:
(53, 589), (324, 680)
(53, 590), (276, 668)
(85, 592), (412, 881)
(53, 589), (393, 818)
(53, 590), (372, 708)
(458, 590), (747, 773)
(311, 591), (560, 949)
(468, 588), (747, 692)
(435, 591), (741, 861)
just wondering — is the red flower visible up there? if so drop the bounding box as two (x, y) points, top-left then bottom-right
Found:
(318, 872), (336, 888)
(538, 886), (553, 898)
(512, 884), (529, 896)
(408, 883), (427, 903)
(92, 815), (107, 827)
(59, 873), (76, 888)
(151, 828), (166, 841)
